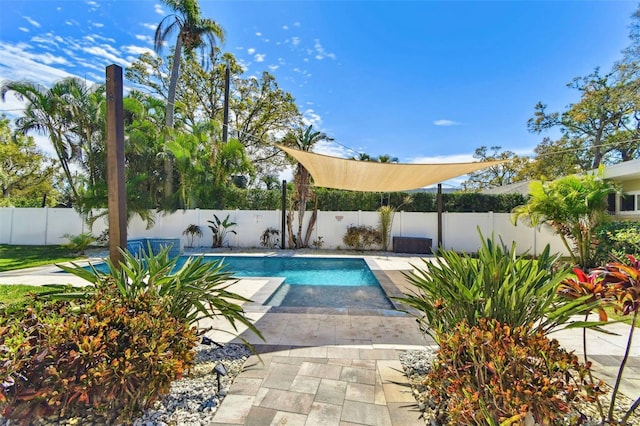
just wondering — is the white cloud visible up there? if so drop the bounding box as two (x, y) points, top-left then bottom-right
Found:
(18, 27), (29, 32)
(433, 119), (462, 126)
(154, 4), (165, 15)
(31, 36), (58, 48)
(409, 153), (476, 164)
(256, 32), (262, 37)
(293, 22), (301, 27)
(269, 64), (279, 71)
(291, 37), (300, 47)
(283, 25), (289, 30)
(313, 141), (353, 159)
(254, 53), (266, 62)
(302, 109), (322, 128)
(82, 46), (129, 67)
(0, 41), (77, 86)
(141, 23), (156, 31)
(23, 16), (41, 28)
(86, 1), (99, 11)
(92, 22), (104, 28)
(247, 47), (256, 55)
(313, 39), (336, 60)
(135, 34), (153, 44)
(122, 45), (154, 56)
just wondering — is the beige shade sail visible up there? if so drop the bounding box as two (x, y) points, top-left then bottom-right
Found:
(277, 144), (508, 192)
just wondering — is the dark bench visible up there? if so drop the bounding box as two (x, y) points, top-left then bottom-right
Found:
(393, 236), (432, 254)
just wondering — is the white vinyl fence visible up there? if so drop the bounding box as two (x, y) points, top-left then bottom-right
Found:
(0, 207), (568, 256)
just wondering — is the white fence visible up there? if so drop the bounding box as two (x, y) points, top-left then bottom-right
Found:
(0, 207), (568, 256)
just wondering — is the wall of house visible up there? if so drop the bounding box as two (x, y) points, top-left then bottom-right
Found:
(0, 207), (568, 256)
(621, 177), (640, 192)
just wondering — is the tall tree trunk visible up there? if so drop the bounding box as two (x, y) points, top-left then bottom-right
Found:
(303, 208), (317, 247)
(163, 35), (183, 201)
(296, 166), (310, 248)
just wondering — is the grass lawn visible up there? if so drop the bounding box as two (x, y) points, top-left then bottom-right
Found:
(0, 284), (51, 306)
(0, 245), (83, 272)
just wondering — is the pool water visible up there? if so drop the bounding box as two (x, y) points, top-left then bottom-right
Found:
(204, 256), (377, 286)
(86, 256), (394, 310)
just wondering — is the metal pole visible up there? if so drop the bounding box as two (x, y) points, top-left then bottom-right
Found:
(222, 64), (230, 143)
(106, 64), (127, 267)
(281, 180), (286, 249)
(437, 183), (443, 249)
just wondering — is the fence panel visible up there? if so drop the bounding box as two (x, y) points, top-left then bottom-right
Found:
(0, 207), (569, 256)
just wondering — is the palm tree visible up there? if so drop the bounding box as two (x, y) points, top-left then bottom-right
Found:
(0, 79), (84, 200)
(154, 0), (225, 203)
(283, 125), (333, 248)
(377, 154), (398, 163)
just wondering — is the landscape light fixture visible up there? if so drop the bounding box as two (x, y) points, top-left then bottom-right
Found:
(214, 363), (228, 394)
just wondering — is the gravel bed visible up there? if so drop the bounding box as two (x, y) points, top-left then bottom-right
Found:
(133, 343), (252, 426)
(399, 348), (640, 426)
(0, 343), (252, 426)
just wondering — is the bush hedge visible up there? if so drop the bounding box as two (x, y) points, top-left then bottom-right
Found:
(207, 187), (527, 212)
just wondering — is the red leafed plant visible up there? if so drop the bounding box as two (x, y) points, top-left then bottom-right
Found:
(558, 255), (640, 424)
(425, 319), (601, 425)
(0, 283), (198, 425)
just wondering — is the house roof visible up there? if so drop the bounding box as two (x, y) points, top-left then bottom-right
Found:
(599, 158), (640, 182)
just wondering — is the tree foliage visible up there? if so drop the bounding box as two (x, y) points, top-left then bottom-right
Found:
(513, 171), (618, 269)
(461, 146), (530, 191)
(0, 115), (58, 206)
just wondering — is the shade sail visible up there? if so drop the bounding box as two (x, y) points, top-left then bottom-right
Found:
(277, 144), (508, 192)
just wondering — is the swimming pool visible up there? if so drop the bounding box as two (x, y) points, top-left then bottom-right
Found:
(86, 255), (394, 310)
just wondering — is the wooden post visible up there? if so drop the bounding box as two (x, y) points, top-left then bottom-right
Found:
(437, 183), (443, 249)
(106, 65), (127, 266)
(281, 180), (286, 249)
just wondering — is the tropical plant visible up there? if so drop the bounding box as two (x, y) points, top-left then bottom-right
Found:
(378, 195), (412, 251)
(0, 285), (197, 424)
(398, 231), (593, 342)
(154, 0), (225, 201)
(282, 125), (333, 248)
(182, 224), (203, 247)
(595, 220), (640, 264)
(312, 236), (324, 249)
(342, 225), (382, 251)
(512, 170), (617, 269)
(207, 214), (237, 248)
(560, 257), (640, 424)
(426, 319), (601, 425)
(259, 227), (279, 249)
(61, 232), (96, 255)
(0, 78), (90, 201)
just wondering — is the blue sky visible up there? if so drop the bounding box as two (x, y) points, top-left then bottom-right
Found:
(0, 0), (637, 178)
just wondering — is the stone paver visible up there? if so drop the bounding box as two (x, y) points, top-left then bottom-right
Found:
(259, 388), (315, 414)
(306, 402), (343, 425)
(341, 399), (393, 426)
(315, 378), (348, 405)
(212, 395), (255, 424)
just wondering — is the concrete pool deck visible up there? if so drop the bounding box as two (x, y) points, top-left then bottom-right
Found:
(1, 250), (639, 424)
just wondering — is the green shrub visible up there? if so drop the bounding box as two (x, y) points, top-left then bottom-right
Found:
(342, 225), (382, 250)
(0, 284), (197, 424)
(426, 319), (601, 425)
(398, 231), (590, 341)
(61, 232), (96, 255)
(58, 247), (263, 334)
(201, 186), (526, 212)
(594, 220), (640, 264)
